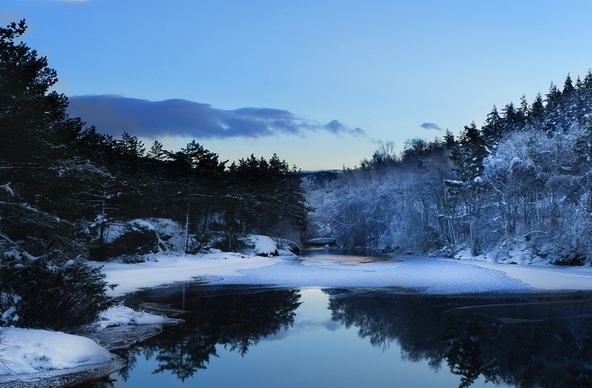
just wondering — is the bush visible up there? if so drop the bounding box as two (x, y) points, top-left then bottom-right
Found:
(0, 254), (114, 332)
(551, 250), (587, 266)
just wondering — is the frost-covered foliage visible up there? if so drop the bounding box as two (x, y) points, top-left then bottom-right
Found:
(482, 126), (592, 265)
(307, 72), (592, 264)
(306, 147), (452, 252)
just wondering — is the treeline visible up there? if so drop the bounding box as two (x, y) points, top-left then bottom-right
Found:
(0, 20), (305, 330)
(306, 73), (592, 265)
(0, 22), (306, 260)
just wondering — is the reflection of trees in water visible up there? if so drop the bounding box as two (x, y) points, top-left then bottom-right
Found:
(326, 289), (592, 388)
(113, 285), (301, 382)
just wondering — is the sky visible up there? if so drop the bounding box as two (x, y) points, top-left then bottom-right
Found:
(3, 1), (592, 170)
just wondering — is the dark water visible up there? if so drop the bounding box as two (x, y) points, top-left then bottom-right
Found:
(87, 283), (592, 388)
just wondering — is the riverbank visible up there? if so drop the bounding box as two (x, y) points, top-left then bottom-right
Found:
(4, 249), (592, 386)
(95, 250), (592, 296)
(0, 305), (180, 387)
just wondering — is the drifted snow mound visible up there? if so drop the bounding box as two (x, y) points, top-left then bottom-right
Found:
(0, 327), (113, 375)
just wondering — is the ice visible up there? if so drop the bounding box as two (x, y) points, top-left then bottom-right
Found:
(95, 251), (592, 296)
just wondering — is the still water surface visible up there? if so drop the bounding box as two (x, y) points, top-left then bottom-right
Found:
(91, 276), (592, 388)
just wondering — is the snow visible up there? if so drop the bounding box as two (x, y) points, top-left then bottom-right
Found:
(0, 327), (112, 375)
(96, 251), (281, 297)
(94, 250), (592, 296)
(93, 305), (171, 331)
(245, 235), (278, 256)
(0, 183), (14, 196)
(467, 261), (592, 291)
(0, 304), (178, 382)
(8, 247), (592, 382)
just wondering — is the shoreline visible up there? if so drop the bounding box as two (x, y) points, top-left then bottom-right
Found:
(4, 251), (592, 386)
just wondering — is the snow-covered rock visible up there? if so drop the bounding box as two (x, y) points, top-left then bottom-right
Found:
(275, 237), (303, 255)
(93, 305), (174, 331)
(0, 327), (113, 376)
(305, 237), (337, 246)
(243, 235), (279, 257)
(88, 218), (194, 260)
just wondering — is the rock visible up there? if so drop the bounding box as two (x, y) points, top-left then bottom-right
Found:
(89, 219), (160, 260)
(275, 238), (302, 255)
(305, 237), (337, 247)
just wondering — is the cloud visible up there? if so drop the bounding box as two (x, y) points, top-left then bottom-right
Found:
(67, 95), (367, 140)
(324, 119), (366, 137)
(419, 122), (442, 131)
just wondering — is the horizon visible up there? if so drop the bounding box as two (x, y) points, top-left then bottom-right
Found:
(3, 0), (592, 169)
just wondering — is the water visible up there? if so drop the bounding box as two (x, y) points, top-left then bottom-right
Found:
(88, 279), (592, 388)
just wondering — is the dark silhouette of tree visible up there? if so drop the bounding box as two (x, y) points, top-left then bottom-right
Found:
(360, 141), (398, 169)
(0, 20), (114, 330)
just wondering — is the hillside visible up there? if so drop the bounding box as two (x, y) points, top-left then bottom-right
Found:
(305, 73), (592, 265)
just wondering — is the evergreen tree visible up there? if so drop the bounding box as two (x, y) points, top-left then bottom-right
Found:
(148, 140), (165, 159)
(450, 123), (488, 182)
(115, 131), (146, 160)
(528, 93), (545, 125)
(0, 20), (113, 330)
(481, 106), (503, 146)
(562, 74), (575, 100)
(543, 83), (564, 132)
(180, 140), (226, 175)
(0, 20), (81, 162)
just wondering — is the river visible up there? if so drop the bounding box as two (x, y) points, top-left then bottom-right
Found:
(81, 260), (592, 388)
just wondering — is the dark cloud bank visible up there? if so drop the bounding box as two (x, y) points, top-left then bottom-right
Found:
(67, 95), (366, 140)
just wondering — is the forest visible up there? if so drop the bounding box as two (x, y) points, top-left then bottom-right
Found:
(0, 20), (306, 330)
(306, 71), (592, 266)
(3, 17), (592, 332)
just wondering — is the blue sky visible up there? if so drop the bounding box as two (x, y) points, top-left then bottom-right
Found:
(3, 1), (592, 169)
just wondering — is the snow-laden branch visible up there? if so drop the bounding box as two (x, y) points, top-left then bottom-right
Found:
(0, 232), (18, 246)
(0, 183), (13, 196)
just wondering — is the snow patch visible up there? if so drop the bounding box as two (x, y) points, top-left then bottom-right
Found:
(0, 327), (112, 376)
(93, 305), (171, 331)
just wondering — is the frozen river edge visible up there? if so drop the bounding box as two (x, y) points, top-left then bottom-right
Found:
(4, 250), (592, 387)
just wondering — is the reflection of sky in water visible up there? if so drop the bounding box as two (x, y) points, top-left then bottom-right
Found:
(113, 288), (510, 388)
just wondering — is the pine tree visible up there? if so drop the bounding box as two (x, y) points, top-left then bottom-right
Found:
(115, 131), (146, 159)
(528, 93), (545, 125)
(148, 140), (164, 159)
(481, 106), (503, 147)
(0, 20), (81, 162)
(451, 123), (488, 182)
(0, 20), (113, 330)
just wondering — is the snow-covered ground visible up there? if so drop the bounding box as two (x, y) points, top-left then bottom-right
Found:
(95, 250), (592, 297)
(0, 305), (174, 386)
(98, 251), (283, 297)
(0, 327), (112, 375)
(5, 239), (592, 385)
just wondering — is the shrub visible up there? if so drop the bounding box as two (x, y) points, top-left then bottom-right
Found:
(0, 254), (114, 332)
